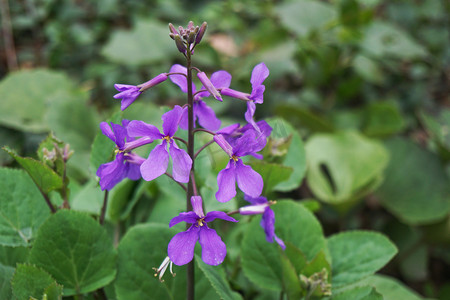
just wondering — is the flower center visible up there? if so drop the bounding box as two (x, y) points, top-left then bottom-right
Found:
(163, 135), (172, 143)
(196, 218), (205, 227)
(231, 155), (239, 162)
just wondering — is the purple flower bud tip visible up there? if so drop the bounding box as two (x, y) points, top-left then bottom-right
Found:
(137, 73), (168, 91)
(195, 22), (207, 45)
(197, 72), (223, 102)
(113, 84), (142, 111)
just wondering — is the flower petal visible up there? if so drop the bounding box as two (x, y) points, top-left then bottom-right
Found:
(262, 208), (286, 250)
(199, 226), (227, 266)
(125, 162), (142, 181)
(140, 142), (169, 181)
(168, 226), (200, 266)
(244, 195), (268, 205)
(127, 120), (163, 139)
(217, 123), (240, 135)
(204, 211), (238, 223)
(111, 122), (127, 149)
(162, 105), (184, 137)
(244, 101), (258, 130)
(169, 142), (192, 183)
(250, 85), (265, 104)
(215, 161), (236, 203)
(169, 211), (199, 227)
(97, 153), (126, 191)
(250, 62), (269, 89)
(214, 135), (233, 158)
(210, 70), (232, 89)
(235, 159), (263, 198)
(168, 64), (196, 93)
(196, 100), (221, 131)
(178, 107), (190, 130)
(191, 196), (205, 218)
(99, 122), (115, 142)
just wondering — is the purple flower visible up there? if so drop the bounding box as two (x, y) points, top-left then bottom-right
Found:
(114, 73), (168, 111)
(168, 196), (238, 266)
(96, 120), (147, 191)
(169, 64), (231, 131)
(220, 63), (269, 130)
(127, 105), (192, 183)
(240, 196), (285, 250)
(214, 130), (265, 203)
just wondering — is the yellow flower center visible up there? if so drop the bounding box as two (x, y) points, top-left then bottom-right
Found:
(163, 136), (172, 143)
(231, 155), (239, 162)
(197, 218), (205, 227)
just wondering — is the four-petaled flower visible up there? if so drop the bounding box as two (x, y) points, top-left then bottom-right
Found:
(220, 63), (269, 130)
(214, 129), (267, 203)
(169, 64), (231, 131)
(127, 105), (192, 183)
(240, 195), (285, 249)
(96, 120), (145, 190)
(168, 196), (238, 266)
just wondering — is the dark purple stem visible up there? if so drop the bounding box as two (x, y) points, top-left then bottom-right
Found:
(194, 140), (214, 159)
(173, 136), (188, 147)
(164, 172), (187, 192)
(193, 128), (216, 136)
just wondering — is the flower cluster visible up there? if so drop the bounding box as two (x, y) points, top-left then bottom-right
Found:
(96, 21), (284, 281)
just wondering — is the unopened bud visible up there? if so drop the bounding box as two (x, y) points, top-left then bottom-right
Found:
(174, 35), (187, 54)
(187, 21), (194, 30)
(195, 22), (207, 45)
(188, 31), (196, 44)
(168, 23), (178, 35)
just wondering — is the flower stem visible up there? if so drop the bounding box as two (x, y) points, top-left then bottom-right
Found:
(99, 190), (109, 225)
(186, 47), (195, 300)
(193, 128), (216, 136)
(164, 172), (187, 192)
(194, 140), (214, 159)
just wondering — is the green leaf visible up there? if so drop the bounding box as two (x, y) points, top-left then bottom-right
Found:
(114, 223), (180, 300)
(266, 118), (307, 191)
(0, 245), (29, 267)
(0, 69), (76, 132)
(276, 0), (336, 37)
(70, 180), (104, 214)
(361, 21), (427, 60)
(241, 200), (326, 291)
(362, 102), (405, 137)
(11, 264), (61, 300)
(102, 19), (177, 66)
(359, 275), (423, 300)
(352, 55), (383, 84)
(37, 133), (66, 176)
(280, 251), (303, 300)
(42, 282), (63, 300)
(275, 106), (334, 133)
(0, 168), (50, 246)
(331, 286), (383, 300)
(0, 264), (14, 299)
(419, 109), (450, 158)
(4, 147), (63, 195)
(249, 161), (293, 195)
(0, 127), (23, 165)
(195, 255), (243, 300)
(29, 210), (117, 296)
(306, 131), (389, 205)
(375, 137), (450, 224)
(328, 231), (397, 288)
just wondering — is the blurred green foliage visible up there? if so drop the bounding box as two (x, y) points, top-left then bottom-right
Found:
(0, 0), (449, 299)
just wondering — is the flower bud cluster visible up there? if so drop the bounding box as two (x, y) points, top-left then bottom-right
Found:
(169, 21), (207, 54)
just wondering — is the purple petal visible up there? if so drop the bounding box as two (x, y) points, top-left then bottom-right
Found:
(198, 226), (227, 266)
(232, 129), (259, 157)
(244, 195), (268, 205)
(196, 100), (221, 131)
(168, 226), (200, 266)
(114, 84), (135, 92)
(217, 123), (240, 135)
(113, 85), (142, 111)
(214, 135), (233, 157)
(262, 208), (286, 250)
(162, 105), (184, 137)
(220, 88), (250, 101)
(125, 162), (142, 181)
(178, 107), (190, 130)
(204, 211), (238, 223)
(169, 142), (192, 183)
(210, 70), (232, 89)
(168, 64), (196, 93)
(111, 122), (127, 149)
(250, 85), (265, 104)
(138, 73), (168, 90)
(140, 142), (169, 181)
(100, 122), (115, 142)
(235, 159), (263, 198)
(191, 196), (205, 218)
(97, 153), (126, 191)
(244, 101), (258, 130)
(169, 211), (199, 227)
(250, 62), (269, 89)
(215, 161), (236, 203)
(127, 120), (163, 139)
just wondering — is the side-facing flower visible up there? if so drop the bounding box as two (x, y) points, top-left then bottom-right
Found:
(214, 130), (265, 203)
(220, 63), (269, 130)
(240, 195), (285, 249)
(114, 73), (168, 111)
(127, 105), (192, 183)
(168, 196), (237, 266)
(169, 64), (231, 131)
(96, 120), (148, 190)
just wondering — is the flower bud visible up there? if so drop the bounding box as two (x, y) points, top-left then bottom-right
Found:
(169, 23), (178, 35)
(174, 35), (187, 54)
(195, 22), (207, 45)
(188, 31), (196, 44)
